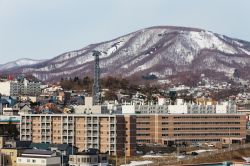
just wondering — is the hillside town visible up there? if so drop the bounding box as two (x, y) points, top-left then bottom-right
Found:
(0, 63), (250, 166)
(1, 1), (250, 165)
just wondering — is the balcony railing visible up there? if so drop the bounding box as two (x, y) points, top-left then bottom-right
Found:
(93, 127), (98, 130)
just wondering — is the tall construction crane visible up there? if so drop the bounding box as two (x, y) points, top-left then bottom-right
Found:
(92, 50), (101, 105)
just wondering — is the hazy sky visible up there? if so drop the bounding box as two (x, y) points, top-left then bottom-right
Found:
(0, 0), (249, 64)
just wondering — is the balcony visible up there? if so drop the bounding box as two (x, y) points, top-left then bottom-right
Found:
(93, 140), (98, 144)
(92, 144), (98, 148)
(93, 127), (98, 130)
(92, 134), (98, 137)
(93, 120), (98, 124)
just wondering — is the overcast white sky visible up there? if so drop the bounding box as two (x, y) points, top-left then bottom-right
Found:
(0, 0), (249, 63)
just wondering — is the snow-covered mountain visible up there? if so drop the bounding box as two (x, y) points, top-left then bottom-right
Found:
(1, 26), (250, 83)
(0, 58), (46, 71)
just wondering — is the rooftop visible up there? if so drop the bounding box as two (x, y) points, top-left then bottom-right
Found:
(22, 149), (54, 156)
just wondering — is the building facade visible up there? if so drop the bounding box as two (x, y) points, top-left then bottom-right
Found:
(0, 148), (23, 166)
(20, 114), (136, 157)
(0, 81), (11, 96)
(136, 114), (246, 145)
(0, 78), (41, 96)
(10, 79), (41, 96)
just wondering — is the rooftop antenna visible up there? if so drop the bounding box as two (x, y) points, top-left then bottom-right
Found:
(92, 50), (101, 105)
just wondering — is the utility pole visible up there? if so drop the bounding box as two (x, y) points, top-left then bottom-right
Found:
(92, 50), (101, 105)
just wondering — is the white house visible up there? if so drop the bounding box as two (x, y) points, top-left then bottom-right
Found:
(17, 149), (60, 166)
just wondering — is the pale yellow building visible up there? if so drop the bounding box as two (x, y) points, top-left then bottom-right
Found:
(0, 148), (22, 166)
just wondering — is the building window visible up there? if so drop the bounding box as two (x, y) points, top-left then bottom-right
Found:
(32, 159), (36, 163)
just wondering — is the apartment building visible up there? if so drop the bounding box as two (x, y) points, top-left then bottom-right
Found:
(136, 114), (246, 145)
(10, 78), (41, 96)
(0, 78), (41, 96)
(20, 114), (136, 157)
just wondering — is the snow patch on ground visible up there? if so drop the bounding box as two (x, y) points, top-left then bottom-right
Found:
(195, 149), (216, 153)
(142, 155), (164, 158)
(120, 161), (153, 166)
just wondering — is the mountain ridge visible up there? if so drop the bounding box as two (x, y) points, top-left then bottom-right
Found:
(1, 26), (250, 84)
(0, 58), (47, 72)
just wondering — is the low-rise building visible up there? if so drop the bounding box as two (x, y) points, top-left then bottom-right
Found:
(0, 138), (31, 166)
(69, 149), (109, 166)
(73, 97), (109, 114)
(16, 149), (61, 166)
(1, 148), (22, 166)
(29, 143), (77, 165)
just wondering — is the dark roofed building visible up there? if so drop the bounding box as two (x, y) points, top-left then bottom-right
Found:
(29, 143), (77, 165)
